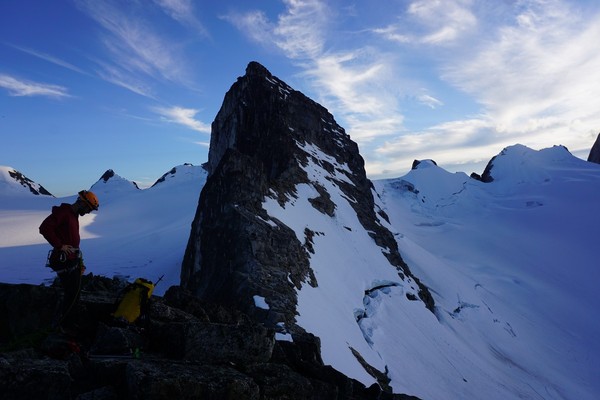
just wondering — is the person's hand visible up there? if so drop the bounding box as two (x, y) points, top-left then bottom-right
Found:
(60, 245), (77, 255)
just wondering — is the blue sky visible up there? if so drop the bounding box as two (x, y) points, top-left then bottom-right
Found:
(1, 0), (599, 197)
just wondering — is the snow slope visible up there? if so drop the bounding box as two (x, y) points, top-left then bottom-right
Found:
(263, 144), (599, 399)
(1, 145), (599, 399)
(373, 145), (600, 399)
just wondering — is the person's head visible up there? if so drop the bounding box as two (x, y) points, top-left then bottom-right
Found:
(75, 190), (99, 216)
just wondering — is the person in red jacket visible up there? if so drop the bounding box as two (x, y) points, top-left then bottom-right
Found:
(39, 190), (99, 334)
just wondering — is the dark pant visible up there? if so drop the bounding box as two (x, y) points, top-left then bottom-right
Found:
(58, 263), (82, 329)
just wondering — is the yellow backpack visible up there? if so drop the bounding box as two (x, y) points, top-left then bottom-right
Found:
(112, 278), (155, 323)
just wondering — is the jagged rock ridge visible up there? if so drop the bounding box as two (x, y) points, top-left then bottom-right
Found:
(588, 132), (600, 164)
(0, 166), (53, 196)
(181, 62), (434, 389)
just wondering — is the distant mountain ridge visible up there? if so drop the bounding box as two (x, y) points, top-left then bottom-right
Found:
(0, 164), (207, 200)
(0, 166), (53, 197)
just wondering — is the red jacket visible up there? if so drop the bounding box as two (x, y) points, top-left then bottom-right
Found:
(39, 203), (80, 259)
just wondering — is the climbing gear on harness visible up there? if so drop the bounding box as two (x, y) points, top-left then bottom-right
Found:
(46, 248), (83, 275)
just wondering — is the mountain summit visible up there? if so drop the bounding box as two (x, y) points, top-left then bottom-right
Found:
(181, 61), (434, 388)
(90, 169), (140, 198)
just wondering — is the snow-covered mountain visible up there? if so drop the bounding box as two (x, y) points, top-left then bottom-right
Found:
(373, 144), (600, 399)
(181, 62), (433, 358)
(0, 165), (53, 197)
(90, 169), (140, 199)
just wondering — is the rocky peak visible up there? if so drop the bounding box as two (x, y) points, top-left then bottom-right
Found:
(181, 61), (434, 337)
(246, 60), (271, 77)
(91, 169), (140, 195)
(411, 159), (438, 170)
(99, 169), (116, 182)
(588, 132), (600, 164)
(0, 166), (53, 196)
(205, 60), (345, 180)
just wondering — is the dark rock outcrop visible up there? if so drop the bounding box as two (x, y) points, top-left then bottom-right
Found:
(100, 169), (116, 182)
(181, 62), (434, 336)
(411, 159), (437, 170)
(588, 133), (600, 164)
(0, 279), (419, 399)
(6, 168), (53, 196)
(474, 155), (497, 183)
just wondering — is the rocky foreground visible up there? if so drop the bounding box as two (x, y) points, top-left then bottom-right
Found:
(0, 276), (418, 399)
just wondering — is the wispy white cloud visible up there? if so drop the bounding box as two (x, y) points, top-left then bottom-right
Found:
(408, 0), (477, 44)
(417, 93), (443, 109)
(374, 0), (477, 45)
(441, 0), (600, 150)
(372, 25), (411, 44)
(227, 0), (600, 177)
(273, 0), (327, 59)
(93, 60), (156, 99)
(362, 117), (501, 177)
(0, 74), (71, 98)
(74, 0), (190, 94)
(8, 44), (88, 75)
(224, 0), (327, 60)
(153, 106), (211, 134)
(375, 118), (493, 157)
(226, 0), (406, 142)
(153, 0), (207, 36)
(365, 0), (600, 175)
(221, 10), (274, 46)
(193, 141), (210, 148)
(307, 52), (390, 114)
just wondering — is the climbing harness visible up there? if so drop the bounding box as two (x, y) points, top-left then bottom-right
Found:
(46, 248), (84, 275)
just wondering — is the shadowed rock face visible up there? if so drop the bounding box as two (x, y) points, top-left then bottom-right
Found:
(181, 61), (434, 332)
(588, 133), (600, 164)
(0, 279), (420, 399)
